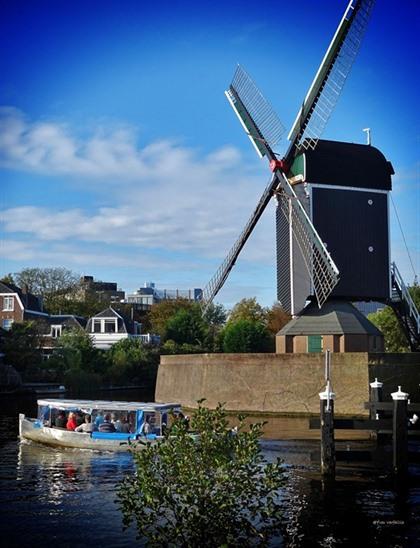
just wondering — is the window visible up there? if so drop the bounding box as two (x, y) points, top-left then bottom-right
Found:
(93, 319), (102, 333)
(51, 325), (62, 338)
(104, 319), (116, 333)
(2, 319), (13, 331)
(3, 296), (14, 311)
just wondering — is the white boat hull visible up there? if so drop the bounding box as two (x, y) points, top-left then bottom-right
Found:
(19, 414), (152, 452)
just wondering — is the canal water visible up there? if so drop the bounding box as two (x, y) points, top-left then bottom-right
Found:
(0, 391), (419, 547)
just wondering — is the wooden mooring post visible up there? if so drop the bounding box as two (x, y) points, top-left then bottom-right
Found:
(319, 350), (335, 478)
(391, 386), (409, 476)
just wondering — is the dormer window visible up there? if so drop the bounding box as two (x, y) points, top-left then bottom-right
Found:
(104, 319), (117, 333)
(92, 318), (118, 333)
(51, 325), (62, 338)
(3, 296), (14, 311)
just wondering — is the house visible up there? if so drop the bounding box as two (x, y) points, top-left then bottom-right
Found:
(0, 281), (48, 331)
(86, 307), (144, 350)
(41, 315), (87, 357)
(276, 300), (384, 353)
(1, 282), (159, 353)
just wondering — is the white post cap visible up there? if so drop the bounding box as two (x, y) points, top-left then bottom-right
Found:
(319, 388), (336, 400)
(391, 386), (409, 401)
(370, 378), (383, 388)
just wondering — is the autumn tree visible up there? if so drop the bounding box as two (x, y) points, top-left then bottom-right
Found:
(228, 297), (269, 325)
(267, 303), (291, 335)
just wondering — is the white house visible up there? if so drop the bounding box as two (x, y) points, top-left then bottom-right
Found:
(86, 307), (145, 350)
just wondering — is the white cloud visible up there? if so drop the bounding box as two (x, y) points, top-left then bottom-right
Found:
(0, 107), (277, 268)
(0, 107), (246, 183)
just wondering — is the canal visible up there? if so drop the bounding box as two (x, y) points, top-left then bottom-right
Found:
(0, 391), (419, 547)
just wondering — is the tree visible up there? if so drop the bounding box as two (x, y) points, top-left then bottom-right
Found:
(368, 284), (420, 353)
(2, 321), (43, 376)
(45, 293), (104, 317)
(222, 318), (272, 353)
(14, 267), (80, 311)
(228, 297), (268, 325)
(267, 303), (291, 335)
(165, 307), (208, 346)
(203, 302), (228, 352)
(54, 328), (101, 372)
(149, 299), (194, 340)
(0, 273), (15, 285)
(118, 402), (285, 546)
(105, 338), (159, 385)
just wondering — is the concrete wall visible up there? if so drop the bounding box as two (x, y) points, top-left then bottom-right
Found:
(156, 352), (420, 417)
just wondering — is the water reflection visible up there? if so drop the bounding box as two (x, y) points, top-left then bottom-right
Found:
(2, 439), (139, 548)
(1, 392), (419, 547)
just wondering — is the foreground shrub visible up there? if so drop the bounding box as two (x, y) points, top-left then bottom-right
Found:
(118, 402), (285, 546)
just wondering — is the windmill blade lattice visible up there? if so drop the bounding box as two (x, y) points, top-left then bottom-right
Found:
(200, 174), (276, 312)
(275, 179), (339, 309)
(289, 0), (376, 153)
(227, 65), (286, 158)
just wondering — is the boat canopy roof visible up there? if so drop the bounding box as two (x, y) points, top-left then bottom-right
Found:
(37, 398), (181, 413)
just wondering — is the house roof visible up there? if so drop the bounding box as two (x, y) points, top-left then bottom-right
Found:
(93, 307), (122, 319)
(0, 281), (44, 313)
(277, 300), (383, 336)
(86, 307), (138, 334)
(293, 139), (394, 191)
(49, 315), (87, 329)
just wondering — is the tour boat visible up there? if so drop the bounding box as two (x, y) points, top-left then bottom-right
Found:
(19, 398), (182, 451)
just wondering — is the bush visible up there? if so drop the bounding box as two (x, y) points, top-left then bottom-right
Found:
(118, 402), (285, 546)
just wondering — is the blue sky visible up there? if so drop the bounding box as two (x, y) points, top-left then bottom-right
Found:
(1, 0), (419, 308)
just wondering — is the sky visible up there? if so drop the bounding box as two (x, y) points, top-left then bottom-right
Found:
(1, 0), (419, 309)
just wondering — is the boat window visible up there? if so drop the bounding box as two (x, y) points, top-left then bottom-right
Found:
(37, 405), (51, 425)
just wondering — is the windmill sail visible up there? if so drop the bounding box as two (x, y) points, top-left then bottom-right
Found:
(200, 174), (276, 311)
(201, 0), (376, 312)
(287, 0), (375, 155)
(225, 65), (285, 159)
(200, 169), (339, 313)
(274, 175), (339, 312)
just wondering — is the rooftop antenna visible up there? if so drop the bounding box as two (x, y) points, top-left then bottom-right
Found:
(363, 127), (371, 145)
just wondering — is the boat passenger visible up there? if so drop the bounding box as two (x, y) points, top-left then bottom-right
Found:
(142, 418), (151, 436)
(66, 412), (77, 431)
(54, 411), (67, 428)
(98, 414), (116, 433)
(75, 412), (84, 427)
(75, 414), (95, 434)
(111, 413), (122, 431)
(119, 416), (130, 433)
(94, 411), (105, 427)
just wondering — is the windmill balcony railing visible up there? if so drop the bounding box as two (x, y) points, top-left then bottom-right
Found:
(391, 262), (420, 334)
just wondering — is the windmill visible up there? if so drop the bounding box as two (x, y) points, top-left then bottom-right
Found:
(199, 0), (420, 350)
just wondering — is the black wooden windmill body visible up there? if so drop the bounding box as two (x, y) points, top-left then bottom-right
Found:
(200, 0), (420, 350)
